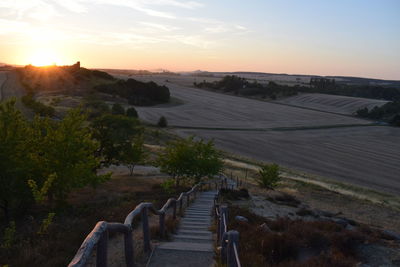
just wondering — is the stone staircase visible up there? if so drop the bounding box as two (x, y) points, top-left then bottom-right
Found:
(147, 191), (216, 267)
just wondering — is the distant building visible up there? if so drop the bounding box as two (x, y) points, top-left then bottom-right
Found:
(74, 61), (80, 70)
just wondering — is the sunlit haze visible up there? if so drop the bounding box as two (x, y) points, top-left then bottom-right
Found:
(1, 0), (399, 79)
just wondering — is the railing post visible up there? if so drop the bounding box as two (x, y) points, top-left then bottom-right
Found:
(141, 208), (151, 253)
(97, 229), (108, 267)
(219, 206), (228, 246)
(221, 232), (228, 264)
(173, 201), (177, 219)
(124, 227), (134, 267)
(179, 198), (183, 216)
(159, 212), (165, 238)
(216, 208), (221, 242)
(227, 231), (239, 267)
(186, 194), (190, 207)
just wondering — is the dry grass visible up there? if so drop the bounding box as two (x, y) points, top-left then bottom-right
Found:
(225, 206), (382, 267)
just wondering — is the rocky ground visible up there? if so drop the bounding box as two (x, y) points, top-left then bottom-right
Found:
(226, 188), (400, 266)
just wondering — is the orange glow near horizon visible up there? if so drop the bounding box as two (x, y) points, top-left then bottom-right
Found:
(28, 49), (62, 67)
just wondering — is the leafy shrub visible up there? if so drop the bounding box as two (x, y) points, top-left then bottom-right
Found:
(256, 163), (280, 189)
(21, 94), (55, 117)
(161, 179), (175, 194)
(83, 97), (110, 119)
(126, 107), (138, 118)
(111, 103), (125, 115)
(37, 213), (56, 235)
(157, 116), (168, 127)
(1, 221), (16, 249)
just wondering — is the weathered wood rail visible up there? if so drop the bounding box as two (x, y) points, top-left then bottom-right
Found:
(68, 179), (223, 267)
(214, 182), (242, 267)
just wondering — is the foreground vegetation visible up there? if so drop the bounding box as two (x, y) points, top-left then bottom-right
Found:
(0, 96), (225, 266)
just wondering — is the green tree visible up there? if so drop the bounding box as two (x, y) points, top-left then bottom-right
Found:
(191, 139), (224, 183)
(126, 107), (138, 118)
(0, 100), (32, 222)
(157, 137), (223, 186)
(111, 103), (125, 115)
(121, 135), (146, 175)
(157, 116), (167, 127)
(91, 114), (141, 165)
(28, 109), (109, 203)
(256, 163), (280, 189)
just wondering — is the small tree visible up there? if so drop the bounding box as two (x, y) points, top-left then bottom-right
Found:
(91, 114), (141, 165)
(28, 109), (110, 203)
(157, 116), (167, 127)
(112, 103), (125, 115)
(121, 135), (146, 176)
(126, 107), (138, 118)
(157, 137), (223, 186)
(256, 163), (280, 189)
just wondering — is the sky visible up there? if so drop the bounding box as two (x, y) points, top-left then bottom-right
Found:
(0, 0), (399, 79)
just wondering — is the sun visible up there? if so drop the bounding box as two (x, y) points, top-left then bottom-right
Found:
(29, 50), (61, 67)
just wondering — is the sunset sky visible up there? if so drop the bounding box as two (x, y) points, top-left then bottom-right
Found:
(0, 0), (399, 79)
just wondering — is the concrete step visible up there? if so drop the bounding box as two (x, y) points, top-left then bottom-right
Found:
(180, 222), (211, 227)
(148, 248), (214, 267)
(186, 208), (211, 211)
(183, 214), (211, 220)
(181, 219), (210, 224)
(157, 241), (213, 252)
(177, 229), (212, 236)
(180, 225), (209, 231)
(185, 211), (211, 216)
(173, 234), (213, 241)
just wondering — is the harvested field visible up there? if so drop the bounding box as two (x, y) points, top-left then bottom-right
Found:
(176, 126), (400, 195)
(131, 77), (369, 129)
(124, 75), (400, 195)
(277, 93), (389, 115)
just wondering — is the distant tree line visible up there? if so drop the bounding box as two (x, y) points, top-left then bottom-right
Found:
(356, 101), (400, 126)
(194, 75), (400, 101)
(94, 78), (170, 106)
(194, 75), (298, 99)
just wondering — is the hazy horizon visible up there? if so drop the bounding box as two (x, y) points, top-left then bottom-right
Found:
(1, 0), (399, 80)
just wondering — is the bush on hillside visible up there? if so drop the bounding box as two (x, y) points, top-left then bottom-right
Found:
(21, 94), (55, 117)
(256, 163), (280, 189)
(111, 103), (125, 115)
(157, 116), (168, 127)
(126, 107), (138, 118)
(94, 78), (170, 106)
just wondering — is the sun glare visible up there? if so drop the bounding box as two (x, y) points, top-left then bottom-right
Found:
(29, 50), (60, 67)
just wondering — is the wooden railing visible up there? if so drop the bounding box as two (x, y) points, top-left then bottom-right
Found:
(214, 182), (242, 267)
(68, 179), (222, 267)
